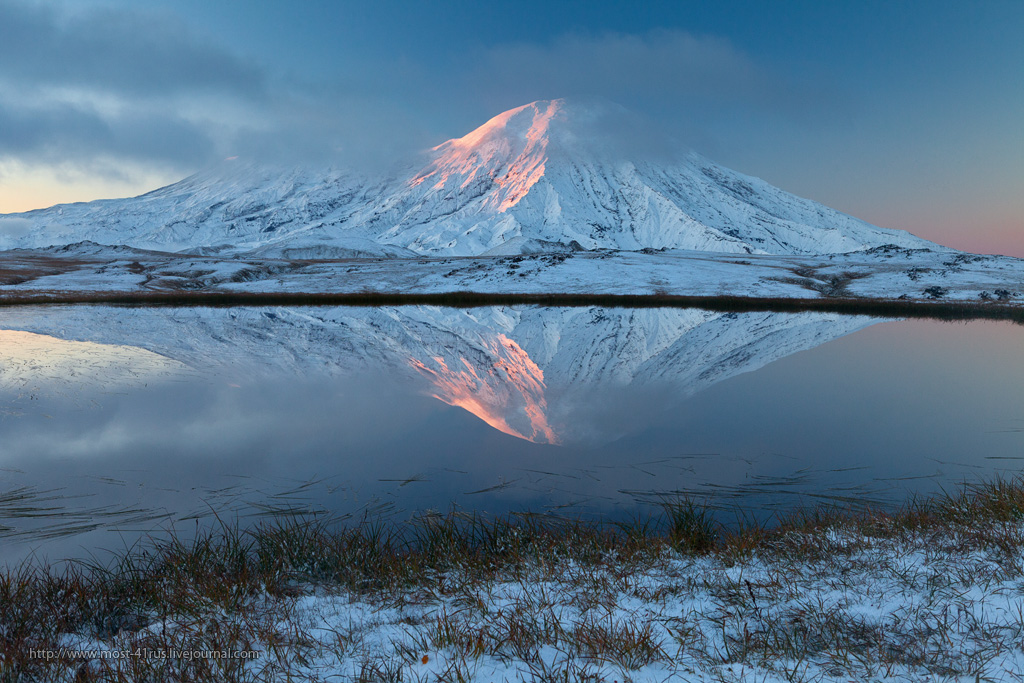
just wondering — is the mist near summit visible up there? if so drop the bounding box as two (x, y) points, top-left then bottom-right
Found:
(0, 0), (849, 182)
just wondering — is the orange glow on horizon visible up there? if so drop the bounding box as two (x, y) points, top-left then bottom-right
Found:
(0, 162), (181, 215)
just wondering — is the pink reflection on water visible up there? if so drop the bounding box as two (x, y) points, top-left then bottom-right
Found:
(408, 333), (558, 444)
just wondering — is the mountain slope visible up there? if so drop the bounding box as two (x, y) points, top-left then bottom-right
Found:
(345, 100), (936, 256)
(0, 99), (940, 256)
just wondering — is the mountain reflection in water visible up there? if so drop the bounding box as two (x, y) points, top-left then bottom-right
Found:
(0, 306), (1021, 562)
(0, 305), (875, 444)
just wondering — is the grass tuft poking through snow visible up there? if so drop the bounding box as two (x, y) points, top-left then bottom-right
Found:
(4, 481), (1024, 681)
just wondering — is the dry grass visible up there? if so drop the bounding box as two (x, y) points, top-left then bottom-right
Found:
(3, 480), (1024, 681)
(0, 289), (1022, 324)
(0, 256), (91, 287)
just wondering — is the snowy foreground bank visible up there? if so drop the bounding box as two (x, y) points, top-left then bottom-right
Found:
(9, 487), (1024, 683)
(251, 529), (1024, 682)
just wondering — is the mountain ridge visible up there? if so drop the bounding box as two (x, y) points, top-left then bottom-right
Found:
(0, 99), (942, 257)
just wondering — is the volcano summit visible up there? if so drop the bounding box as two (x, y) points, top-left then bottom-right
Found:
(1, 99), (939, 258)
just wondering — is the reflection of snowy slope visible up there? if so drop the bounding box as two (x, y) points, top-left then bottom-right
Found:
(409, 334), (558, 444)
(0, 330), (189, 404)
(1, 100), (936, 257)
(0, 306), (876, 442)
(505, 307), (874, 394)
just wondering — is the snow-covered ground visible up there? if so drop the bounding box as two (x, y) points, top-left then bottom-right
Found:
(2, 243), (1022, 303)
(59, 520), (1024, 682)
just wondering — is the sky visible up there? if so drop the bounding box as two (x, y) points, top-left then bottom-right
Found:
(0, 0), (1021, 255)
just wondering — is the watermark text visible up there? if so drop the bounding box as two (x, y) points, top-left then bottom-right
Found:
(28, 647), (260, 661)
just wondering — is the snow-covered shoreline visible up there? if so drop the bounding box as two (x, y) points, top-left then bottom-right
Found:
(1, 244), (1022, 305)
(11, 486), (1024, 682)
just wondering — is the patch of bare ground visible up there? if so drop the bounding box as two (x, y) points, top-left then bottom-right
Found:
(780, 266), (872, 297)
(0, 256), (93, 287)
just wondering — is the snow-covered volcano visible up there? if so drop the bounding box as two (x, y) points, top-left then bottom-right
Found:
(1, 99), (938, 256)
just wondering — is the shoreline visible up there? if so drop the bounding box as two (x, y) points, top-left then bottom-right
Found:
(1, 289), (1023, 323)
(5, 479), (1024, 681)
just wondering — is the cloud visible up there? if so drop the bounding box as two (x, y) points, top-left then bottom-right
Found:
(476, 30), (767, 101)
(464, 31), (794, 128)
(356, 29), (822, 159)
(0, 1), (265, 98)
(264, 29), (809, 164)
(0, 0), (271, 177)
(0, 100), (215, 166)
(0, 2), (816, 200)
(0, 216), (33, 239)
(0, 215), (60, 248)
(0, 1), (439, 178)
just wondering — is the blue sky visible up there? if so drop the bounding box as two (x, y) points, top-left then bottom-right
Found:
(1, 0), (1021, 254)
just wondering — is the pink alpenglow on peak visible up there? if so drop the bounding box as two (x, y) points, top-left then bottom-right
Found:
(410, 100), (563, 212)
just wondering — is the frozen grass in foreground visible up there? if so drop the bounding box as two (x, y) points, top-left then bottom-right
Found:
(2, 480), (1024, 681)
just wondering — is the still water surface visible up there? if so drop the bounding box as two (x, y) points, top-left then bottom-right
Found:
(0, 305), (1021, 563)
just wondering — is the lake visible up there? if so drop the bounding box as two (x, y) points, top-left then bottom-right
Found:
(1, 305), (1021, 564)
